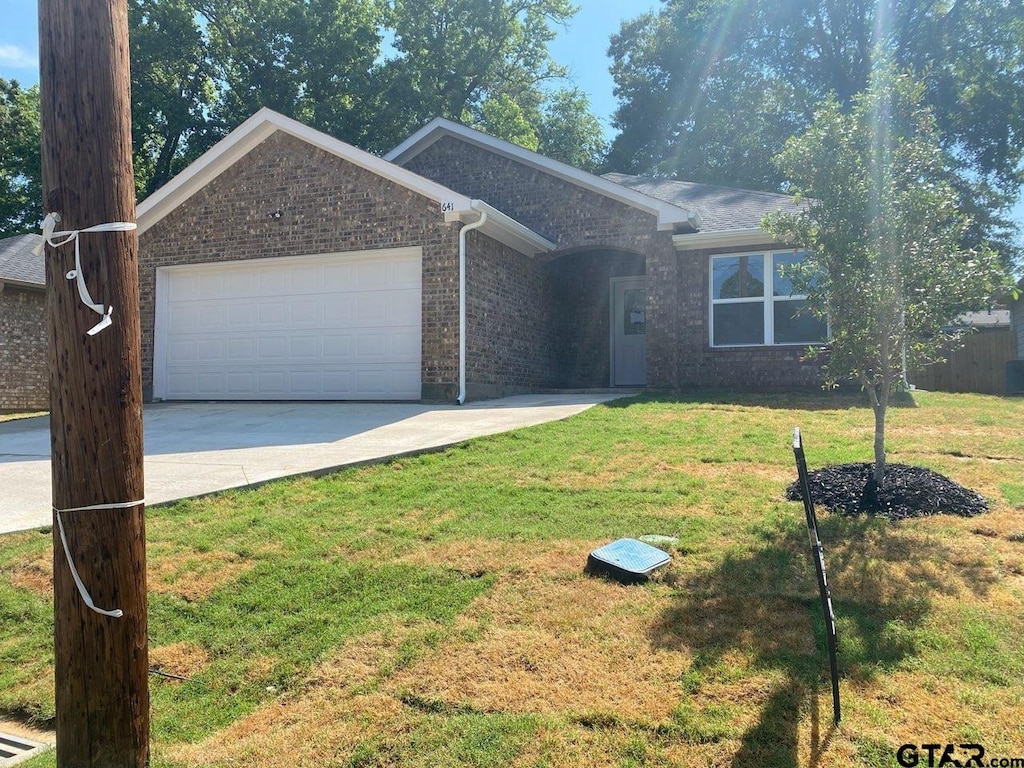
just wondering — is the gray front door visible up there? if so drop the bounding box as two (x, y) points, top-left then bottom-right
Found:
(610, 277), (646, 386)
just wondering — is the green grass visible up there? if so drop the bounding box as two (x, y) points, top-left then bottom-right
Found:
(2, 390), (1023, 767)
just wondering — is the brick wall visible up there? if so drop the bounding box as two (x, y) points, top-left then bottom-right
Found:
(402, 136), (822, 389)
(402, 137), (680, 389)
(0, 286), (48, 409)
(139, 131), (462, 401)
(464, 231), (558, 397)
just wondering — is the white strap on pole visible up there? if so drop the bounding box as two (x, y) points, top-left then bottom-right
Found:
(53, 499), (145, 619)
(35, 212), (137, 336)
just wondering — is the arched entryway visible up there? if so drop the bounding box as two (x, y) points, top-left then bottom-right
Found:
(543, 248), (646, 388)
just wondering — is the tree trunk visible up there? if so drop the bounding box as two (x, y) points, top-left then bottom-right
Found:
(39, 0), (149, 765)
(872, 393), (887, 486)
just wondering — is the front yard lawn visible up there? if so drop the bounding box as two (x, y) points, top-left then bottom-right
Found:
(2, 391), (1023, 767)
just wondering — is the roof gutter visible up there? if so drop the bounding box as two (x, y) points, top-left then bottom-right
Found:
(672, 227), (775, 251)
(457, 202), (488, 404)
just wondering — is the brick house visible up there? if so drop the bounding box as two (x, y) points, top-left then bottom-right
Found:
(0, 234), (47, 410)
(137, 108), (825, 403)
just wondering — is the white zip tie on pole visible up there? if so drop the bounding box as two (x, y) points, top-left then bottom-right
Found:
(35, 212), (137, 336)
(53, 499), (145, 618)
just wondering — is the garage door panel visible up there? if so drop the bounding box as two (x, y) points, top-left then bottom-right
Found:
(226, 371), (256, 394)
(388, 290), (421, 324)
(258, 302), (288, 326)
(290, 336), (319, 358)
(157, 249), (422, 400)
(290, 265), (321, 292)
(258, 336), (288, 360)
(289, 300), (320, 325)
(196, 338), (224, 361)
(196, 372), (225, 395)
(167, 339), (195, 363)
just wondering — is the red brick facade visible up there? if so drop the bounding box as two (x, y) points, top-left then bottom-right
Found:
(401, 136), (822, 391)
(0, 286), (48, 410)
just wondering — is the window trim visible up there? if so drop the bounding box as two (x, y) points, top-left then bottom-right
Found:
(709, 249), (825, 348)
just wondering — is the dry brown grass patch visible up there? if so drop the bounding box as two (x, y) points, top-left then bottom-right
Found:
(148, 550), (254, 602)
(385, 573), (690, 722)
(149, 642), (210, 679)
(7, 550), (53, 598)
(165, 692), (405, 768)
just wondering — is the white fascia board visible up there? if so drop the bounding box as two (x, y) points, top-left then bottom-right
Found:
(0, 278), (44, 292)
(387, 118), (700, 231)
(673, 228), (788, 251)
(137, 108), (474, 235)
(443, 200), (554, 256)
(469, 200), (555, 256)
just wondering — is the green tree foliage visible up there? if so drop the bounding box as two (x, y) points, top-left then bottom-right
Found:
(607, 0), (1024, 264)
(537, 87), (607, 172)
(762, 63), (1012, 486)
(0, 79), (42, 237)
(127, 0), (604, 191)
(130, 0), (217, 195)
(1, 1), (605, 208)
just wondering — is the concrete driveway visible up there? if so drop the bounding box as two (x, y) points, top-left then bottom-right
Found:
(0, 393), (627, 535)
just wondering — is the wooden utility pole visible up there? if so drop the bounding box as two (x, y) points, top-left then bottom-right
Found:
(39, 1), (148, 765)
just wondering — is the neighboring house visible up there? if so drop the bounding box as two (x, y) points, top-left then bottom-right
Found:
(0, 234), (47, 410)
(136, 108), (824, 403)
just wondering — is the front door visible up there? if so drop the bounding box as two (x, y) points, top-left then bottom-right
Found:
(610, 277), (646, 386)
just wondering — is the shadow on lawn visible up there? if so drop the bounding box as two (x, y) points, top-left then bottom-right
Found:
(649, 512), (996, 768)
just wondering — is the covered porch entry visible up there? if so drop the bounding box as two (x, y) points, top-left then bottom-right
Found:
(545, 248), (646, 388)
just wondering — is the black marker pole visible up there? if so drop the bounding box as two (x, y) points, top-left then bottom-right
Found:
(793, 427), (841, 724)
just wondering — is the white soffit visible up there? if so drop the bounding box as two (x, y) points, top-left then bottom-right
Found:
(672, 228), (785, 251)
(386, 117), (701, 232)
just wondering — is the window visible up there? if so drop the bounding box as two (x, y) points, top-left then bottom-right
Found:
(710, 250), (827, 347)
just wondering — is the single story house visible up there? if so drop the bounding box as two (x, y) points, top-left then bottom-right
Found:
(0, 233), (47, 410)
(136, 108), (825, 403)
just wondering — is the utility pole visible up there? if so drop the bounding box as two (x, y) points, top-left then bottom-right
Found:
(38, 1), (149, 765)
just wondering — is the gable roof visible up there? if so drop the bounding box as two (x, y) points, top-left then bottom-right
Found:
(137, 109), (554, 256)
(386, 118), (701, 232)
(0, 234), (45, 289)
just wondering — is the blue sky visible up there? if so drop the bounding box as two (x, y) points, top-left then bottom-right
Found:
(2, 0), (1022, 237)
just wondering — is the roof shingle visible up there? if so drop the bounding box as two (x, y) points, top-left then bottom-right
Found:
(602, 173), (803, 233)
(0, 234), (45, 287)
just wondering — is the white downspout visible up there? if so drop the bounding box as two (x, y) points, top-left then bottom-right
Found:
(457, 204), (487, 404)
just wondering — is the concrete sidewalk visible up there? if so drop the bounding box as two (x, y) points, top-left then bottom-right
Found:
(0, 393), (627, 535)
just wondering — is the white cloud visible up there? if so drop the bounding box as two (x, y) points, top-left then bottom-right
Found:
(0, 44), (37, 69)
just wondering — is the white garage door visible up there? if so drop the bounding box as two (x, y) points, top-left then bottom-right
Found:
(154, 248), (422, 400)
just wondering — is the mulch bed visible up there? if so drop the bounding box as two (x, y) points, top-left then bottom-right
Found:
(787, 462), (988, 520)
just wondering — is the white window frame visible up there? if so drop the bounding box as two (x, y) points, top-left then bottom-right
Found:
(709, 249), (825, 347)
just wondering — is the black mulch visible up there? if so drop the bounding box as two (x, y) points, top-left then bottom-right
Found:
(787, 462), (989, 521)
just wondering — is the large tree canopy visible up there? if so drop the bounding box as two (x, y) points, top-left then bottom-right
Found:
(607, 0), (1024, 262)
(125, 0), (605, 194)
(0, 78), (41, 237)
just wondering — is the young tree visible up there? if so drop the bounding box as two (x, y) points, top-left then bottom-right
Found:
(763, 63), (1011, 489)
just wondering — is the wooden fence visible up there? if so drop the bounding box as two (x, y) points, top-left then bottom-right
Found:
(911, 326), (1016, 395)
